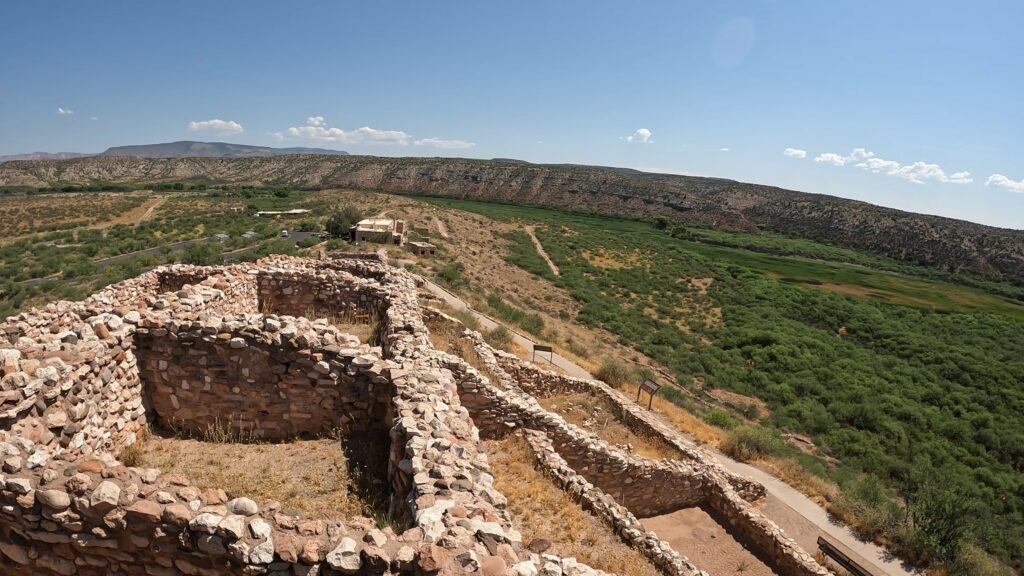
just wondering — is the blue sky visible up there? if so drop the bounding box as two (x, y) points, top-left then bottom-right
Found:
(2, 1), (1022, 229)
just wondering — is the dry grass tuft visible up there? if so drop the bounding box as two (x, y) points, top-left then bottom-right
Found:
(313, 307), (382, 346)
(484, 436), (661, 576)
(608, 382), (728, 447)
(758, 457), (838, 507)
(538, 392), (681, 460)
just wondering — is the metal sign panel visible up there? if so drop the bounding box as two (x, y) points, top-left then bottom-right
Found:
(636, 378), (662, 409)
(532, 343), (554, 364)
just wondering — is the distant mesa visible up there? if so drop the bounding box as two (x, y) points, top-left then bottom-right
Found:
(99, 141), (349, 159)
(0, 141), (349, 163)
(0, 152), (92, 163)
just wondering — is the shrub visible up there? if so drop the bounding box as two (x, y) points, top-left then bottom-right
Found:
(951, 542), (1015, 576)
(326, 206), (364, 237)
(297, 236), (321, 249)
(451, 310), (480, 331)
(484, 325), (514, 350)
(721, 425), (786, 461)
(182, 241), (220, 265)
(438, 262), (469, 289)
(704, 409), (741, 429)
(485, 292), (544, 336)
(595, 359), (637, 387)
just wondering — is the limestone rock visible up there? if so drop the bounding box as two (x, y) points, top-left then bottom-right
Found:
(326, 537), (361, 573)
(89, 481), (121, 514)
(36, 489), (71, 510)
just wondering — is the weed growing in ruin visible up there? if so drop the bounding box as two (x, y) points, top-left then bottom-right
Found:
(200, 415), (259, 444)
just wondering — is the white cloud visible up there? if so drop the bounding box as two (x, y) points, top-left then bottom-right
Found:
(815, 148), (972, 184)
(188, 118), (244, 134)
(275, 116), (410, 146)
(720, 147), (730, 152)
(57, 107), (74, 115)
(985, 174), (1024, 193)
(814, 152), (847, 166)
(783, 147), (807, 159)
(626, 128), (653, 143)
(414, 137), (476, 150)
(90, 116), (99, 121)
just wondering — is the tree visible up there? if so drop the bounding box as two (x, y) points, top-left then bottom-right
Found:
(182, 242), (220, 265)
(326, 206), (364, 237)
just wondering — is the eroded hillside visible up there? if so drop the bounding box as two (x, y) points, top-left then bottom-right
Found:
(2, 154), (1022, 284)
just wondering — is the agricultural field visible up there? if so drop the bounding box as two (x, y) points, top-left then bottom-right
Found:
(0, 187), (337, 318)
(418, 196), (1024, 574)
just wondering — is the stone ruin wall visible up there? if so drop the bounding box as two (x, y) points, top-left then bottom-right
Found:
(0, 253), (831, 576)
(423, 308), (831, 576)
(136, 316), (393, 440)
(486, 348), (766, 502)
(0, 255), (620, 576)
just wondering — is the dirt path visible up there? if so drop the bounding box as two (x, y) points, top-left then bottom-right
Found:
(432, 216), (450, 239)
(137, 195), (168, 222)
(418, 277), (590, 379)
(525, 225), (560, 276)
(99, 195), (168, 228)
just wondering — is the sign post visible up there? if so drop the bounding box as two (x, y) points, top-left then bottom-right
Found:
(637, 378), (661, 410)
(532, 343), (554, 364)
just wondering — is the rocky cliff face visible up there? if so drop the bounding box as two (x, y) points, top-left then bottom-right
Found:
(2, 155), (1022, 284)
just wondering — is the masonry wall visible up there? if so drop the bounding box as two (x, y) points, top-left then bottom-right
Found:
(456, 320), (830, 576)
(0, 255), (829, 576)
(256, 269), (389, 322)
(448, 350), (706, 516)
(136, 317), (393, 440)
(493, 350), (767, 502)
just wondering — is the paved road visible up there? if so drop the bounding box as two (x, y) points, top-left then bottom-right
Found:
(417, 275), (918, 576)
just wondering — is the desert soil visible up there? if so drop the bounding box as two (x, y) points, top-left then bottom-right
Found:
(641, 507), (779, 576)
(538, 391), (680, 460)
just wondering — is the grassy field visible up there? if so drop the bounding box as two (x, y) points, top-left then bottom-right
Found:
(418, 195), (1024, 574)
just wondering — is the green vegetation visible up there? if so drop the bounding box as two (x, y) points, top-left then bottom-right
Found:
(483, 325), (514, 350)
(0, 188), (317, 318)
(721, 425), (787, 461)
(326, 206), (364, 237)
(485, 292), (545, 336)
(594, 358), (640, 387)
(437, 262), (470, 290)
(420, 196), (1024, 574)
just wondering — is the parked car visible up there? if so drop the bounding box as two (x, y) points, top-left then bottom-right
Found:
(280, 229), (289, 238)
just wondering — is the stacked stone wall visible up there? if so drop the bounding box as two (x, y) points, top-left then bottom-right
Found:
(136, 315), (392, 440)
(523, 430), (706, 576)
(448, 347), (706, 516)
(0, 254), (829, 576)
(492, 350), (766, 502)
(430, 310), (831, 576)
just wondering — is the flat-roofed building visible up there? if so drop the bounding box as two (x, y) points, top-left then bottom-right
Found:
(350, 218), (406, 246)
(409, 241), (437, 256)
